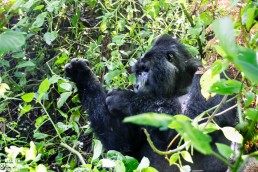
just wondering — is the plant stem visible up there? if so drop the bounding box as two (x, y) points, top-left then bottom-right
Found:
(143, 128), (190, 155)
(60, 142), (86, 165)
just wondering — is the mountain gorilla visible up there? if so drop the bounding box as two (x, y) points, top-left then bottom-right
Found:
(65, 35), (236, 171)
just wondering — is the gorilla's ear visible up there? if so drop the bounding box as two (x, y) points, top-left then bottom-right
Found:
(186, 58), (202, 74)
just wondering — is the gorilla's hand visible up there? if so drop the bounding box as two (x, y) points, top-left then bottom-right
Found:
(106, 89), (136, 117)
(65, 58), (99, 86)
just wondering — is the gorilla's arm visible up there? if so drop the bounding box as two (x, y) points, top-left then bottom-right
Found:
(106, 89), (182, 118)
(65, 59), (144, 154)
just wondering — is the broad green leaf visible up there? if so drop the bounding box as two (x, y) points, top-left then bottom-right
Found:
(38, 78), (50, 94)
(57, 92), (72, 109)
(72, 11), (80, 27)
(33, 132), (49, 140)
(92, 139), (103, 162)
(21, 93), (35, 103)
(35, 115), (48, 128)
(181, 151), (193, 163)
(124, 156), (139, 171)
(32, 12), (48, 28)
(200, 69), (220, 100)
(184, 44), (199, 56)
(169, 153), (179, 165)
(245, 8), (256, 31)
(210, 79), (243, 95)
(107, 150), (125, 161)
(234, 47), (258, 84)
(199, 123), (219, 134)
(244, 92), (255, 107)
(216, 143), (235, 159)
(16, 61), (35, 68)
(213, 17), (237, 59)
(0, 30), (26, 52)
(123, 113), (174, 129)
(221, 127), (243, 143)
(44, 31), (58, 45)
(137, 157), (150, 170)
(25, 141), (37, 161)
(211, 60), (229, 76)
(244, 108), (258, 121)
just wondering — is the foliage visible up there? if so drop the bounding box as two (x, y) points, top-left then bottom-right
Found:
(0, 0), (257, 172)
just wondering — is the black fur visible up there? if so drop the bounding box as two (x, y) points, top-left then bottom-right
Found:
(65, 35), (236, 172)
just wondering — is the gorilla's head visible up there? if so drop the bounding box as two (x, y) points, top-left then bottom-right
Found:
(132, 34), (201, 97)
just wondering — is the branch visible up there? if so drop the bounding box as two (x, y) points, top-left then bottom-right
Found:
(143, 128), (190, 155)
(61, 142), (86, 165)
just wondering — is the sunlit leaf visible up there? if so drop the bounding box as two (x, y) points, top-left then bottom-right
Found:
(181, 151), (193, 163)
(35, 115), (48, 128)
(137, 157), (150, 170)
(21, 93), (35, 103)
(38, 78), (50, 94)
(221, 127), (243, 143)
(44, 31), (58, 45)
(57, 92), (72, 109)
(124, 113), (174, 129)
(211, 60), (228, 76)
(200, 69), (220, 100)
(92, 139), (103, 162)
(244, 92), (255, 107)
(169, 153), (179, 165)
(25, 141), (37, 161)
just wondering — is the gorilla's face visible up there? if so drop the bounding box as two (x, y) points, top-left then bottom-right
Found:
(132, 35), (201, 97)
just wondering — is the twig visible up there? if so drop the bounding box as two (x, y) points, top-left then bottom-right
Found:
(143, 128), (190, 155)
(60, 142), (86, 165)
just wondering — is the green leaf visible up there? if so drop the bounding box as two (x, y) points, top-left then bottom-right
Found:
(169, 153), (179, 165)
(210, 79), (243, 95)
(244, 108), (258, 121)
(115, 161), (126, 172)
(124, 156), (139, 171)
(199, 123), (219, 134)
(216, 143), (235, 159)
(181, 151), (193, 163)
(35, 164), (47, 172)
(33, 132), (49, 140)
(35, 115), (48, 128)
(244, 92), (255, 107)
(169, 119), (213, 154)
(123, 113), (174, 129)
(20, 104), (32, 116)
(16, 61), (35, 68)
(221, 127), (243, 143)
(184, 44), (199, 56)
(142, 167), (159, 172)
(38, 78), (50, 94)
(44, 31), (58, 45)
(56, 122), (72, 134)
(245, 8), (256, 31)
(46, 1), (59, 12)
(59, 83), (72, 92)
(212, 17), (237, 59)
(72, 11), (80, 27)
(0, 30), (26, 52)
(211, 60), (229, 76)
(21, 93), (35, 103)
(32, 12), (48, 28)
(200, 69), (220, 100)
(57, 92), (72, 109)
(234, 47), (258, 84)
(92, 139), (103, 162)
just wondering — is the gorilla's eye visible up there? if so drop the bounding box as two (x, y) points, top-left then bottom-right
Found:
(167, 53), (175, 62)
